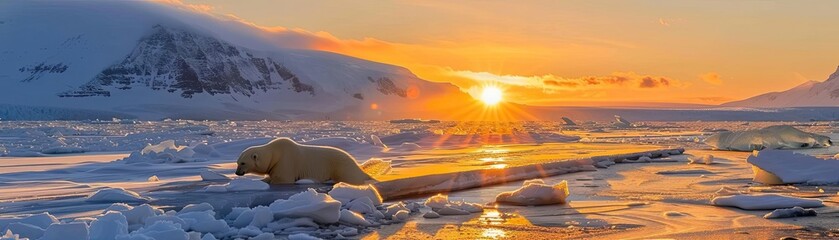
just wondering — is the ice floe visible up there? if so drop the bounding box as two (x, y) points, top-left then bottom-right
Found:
(122, 140), (217, 164)
(201, 178), (269, 192)
(327, 182), (383, 206)
(705, 125), (831, 151)
(763, 206), (817, 219)
(199, 170), (230, 181)
(688, 154), (714, 165)
(495, 179), (570, 206)
(711, 193), (824, 210)
(269, 189), (342, 224)
(747, 149), (839, 185)
(422, 193), (483, 216)
(86, 187), (150, 203)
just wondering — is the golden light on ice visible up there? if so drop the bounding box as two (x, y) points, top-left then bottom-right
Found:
(480, 86), (504, 106)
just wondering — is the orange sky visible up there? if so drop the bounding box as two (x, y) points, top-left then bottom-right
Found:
(180, 0), (839, 107)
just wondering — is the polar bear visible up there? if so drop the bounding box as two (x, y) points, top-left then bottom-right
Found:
(235, 138), (376, 185)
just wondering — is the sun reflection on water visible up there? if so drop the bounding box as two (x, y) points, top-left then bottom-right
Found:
(481, 228), (507, 239)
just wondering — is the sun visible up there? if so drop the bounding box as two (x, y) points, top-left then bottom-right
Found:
(480, 86), (504, 106)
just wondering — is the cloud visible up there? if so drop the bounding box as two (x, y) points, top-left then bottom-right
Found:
(448, 70), (678, 92)
(694, 96), (734, 103)
(700, 72), (722, 85)
(639, 77), (671, 88)
(659, 18), (670, 26)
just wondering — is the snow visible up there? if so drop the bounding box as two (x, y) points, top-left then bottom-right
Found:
(423, 194), (450, 210)
(338, 210), (370, 226)
(117, 220), (189, 240)
(747, 149), (839, 185)
(723, 66), (839, 107)
(612, 115), (634, 128)
(113, 204), (165, 230)
(0, 213), (59, 230)
(763, 206), (817, 219)
(711, 194), (824, 210)
(370, 135), (387, 148)
(89, 211), (129, 240)
(422, 193), (482, 216)
(288, 233), (322, 240)
(269, 189), (342, 224)
(176, 211), (229, 234)
(688, 154), (714, 165)
(345, 197), (377, 214)
(40, 222), (89, 240)
(199, 170), (230, 181)
(122, 140), (210, 164)
(6, 222), (43, 240)
(86, 187), (150, 203)
(179, 203), (214, 214)
(704, 125), (831, 151)
(495, 179), (570, 206)
(200, 178), (269, 192)
(422, 211), (440, 219)
(327, 182), (383, 206)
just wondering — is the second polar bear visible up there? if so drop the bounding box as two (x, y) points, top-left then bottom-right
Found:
(235, 138), (376, 184)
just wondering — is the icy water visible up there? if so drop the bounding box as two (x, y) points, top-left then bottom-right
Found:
(0, 120), (836, 220)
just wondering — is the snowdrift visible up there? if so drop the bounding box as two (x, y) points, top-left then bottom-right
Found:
(704, 125), (831, 151)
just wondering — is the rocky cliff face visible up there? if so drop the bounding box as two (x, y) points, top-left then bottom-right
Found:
(59, 25), (314, 98)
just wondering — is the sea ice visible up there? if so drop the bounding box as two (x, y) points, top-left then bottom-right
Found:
(705, 125), (831, 151)
(40, 222), (89, 240)
(176, 211), (229, 234)
(327, 182), (383, 206)
(6, 222), (43, 239)
(122, 140), (213, 164)
(338, 209), (370, 226)
(0, 212), (59, 230)
(86, 187), (150, 203)
(199, 170), (230, 181)
(89, 211), (129, 240)
(116, 220), (189, 240)
(269, 189), (341, 224)
(688, 154), (714, 165)
(200, 178), (269, 192)
(345, 197), (376, 214)
(288, 233), (321, 240)
(711, 194), (824, 210)
(747, 149), (839, 185)
(422, 211), (440, 219)
(422, 193), (482, 215)
(495, 179), (570, 206)
(763, 206), (817, 219)
(0, 230), (24, 240)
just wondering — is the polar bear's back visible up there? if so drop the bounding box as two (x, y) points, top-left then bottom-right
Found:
(292, 143), (375, 184)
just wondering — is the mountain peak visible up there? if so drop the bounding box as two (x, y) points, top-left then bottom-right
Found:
(828, 65), (839, 81)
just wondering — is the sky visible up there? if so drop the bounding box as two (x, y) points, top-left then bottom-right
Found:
(180, 0), (839, 107)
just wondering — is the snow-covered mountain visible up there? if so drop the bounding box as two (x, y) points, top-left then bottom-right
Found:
(723, 66), (839, 108)
(0, 1), (472, 120)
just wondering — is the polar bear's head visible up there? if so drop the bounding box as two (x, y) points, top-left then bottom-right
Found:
(235, 146), (273, 176)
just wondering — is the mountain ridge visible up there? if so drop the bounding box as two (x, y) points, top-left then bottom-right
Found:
(0, 1), (473, 120)
(722, 65), (839, 108)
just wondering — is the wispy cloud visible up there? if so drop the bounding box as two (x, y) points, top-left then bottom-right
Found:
(700, 72), (722, 85)
(659, 18), (670, 27)
(449, 70), (679, 91)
